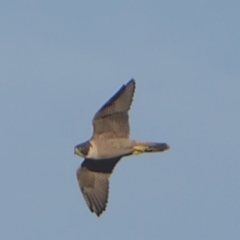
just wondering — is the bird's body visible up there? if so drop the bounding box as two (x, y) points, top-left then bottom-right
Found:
(74, 79), (169, 216)
(87, 137), (134, 159)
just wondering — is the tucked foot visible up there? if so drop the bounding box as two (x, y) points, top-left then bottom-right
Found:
(133, 143), (169, 155)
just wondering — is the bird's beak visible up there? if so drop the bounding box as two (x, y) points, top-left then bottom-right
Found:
(74, 147), (82, 156)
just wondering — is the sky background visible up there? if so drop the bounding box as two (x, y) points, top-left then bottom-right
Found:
(1, 1), (240, 239)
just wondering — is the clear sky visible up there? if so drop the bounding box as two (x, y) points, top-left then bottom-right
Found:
(1, 1), (239, 239)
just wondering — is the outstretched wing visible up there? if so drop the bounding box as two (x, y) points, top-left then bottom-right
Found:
(92, 79), (136, 138)
(76, 157), (121, 216)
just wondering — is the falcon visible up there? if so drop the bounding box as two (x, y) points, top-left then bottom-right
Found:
(74, 79), (169, 216)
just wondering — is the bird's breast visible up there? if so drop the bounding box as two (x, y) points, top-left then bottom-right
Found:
(87, 138), (133, 160)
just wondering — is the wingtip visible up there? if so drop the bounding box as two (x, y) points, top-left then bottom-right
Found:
(128, 78), (136, 84)
(125, 78), (136, 93)
(93, 207), (106, 217)
(89, 204), (106, 217)
(95, 211), (104, 217)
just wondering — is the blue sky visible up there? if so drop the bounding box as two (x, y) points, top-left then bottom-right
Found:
(1, 1), (239, 239)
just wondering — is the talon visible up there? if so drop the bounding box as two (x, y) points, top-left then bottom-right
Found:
(133, 145), (148, 155)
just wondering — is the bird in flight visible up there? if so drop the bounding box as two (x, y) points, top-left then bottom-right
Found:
(74, 79), (169, 216)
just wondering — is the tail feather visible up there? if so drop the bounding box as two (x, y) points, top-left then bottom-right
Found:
(133, 142), (170, 155)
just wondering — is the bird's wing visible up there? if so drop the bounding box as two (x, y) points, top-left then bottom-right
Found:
(76, 157), (121, 216)
(92, 79), (136, 138)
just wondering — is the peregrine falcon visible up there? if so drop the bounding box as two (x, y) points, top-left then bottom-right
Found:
(74, 79), (169, 216)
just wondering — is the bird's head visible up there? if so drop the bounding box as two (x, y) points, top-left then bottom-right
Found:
(74, 141), (91, 158)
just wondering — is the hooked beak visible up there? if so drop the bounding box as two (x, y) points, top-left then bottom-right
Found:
(74, 147), (82, 156)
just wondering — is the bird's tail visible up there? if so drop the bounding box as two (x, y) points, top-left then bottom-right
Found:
(133, 142), (170, 155)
